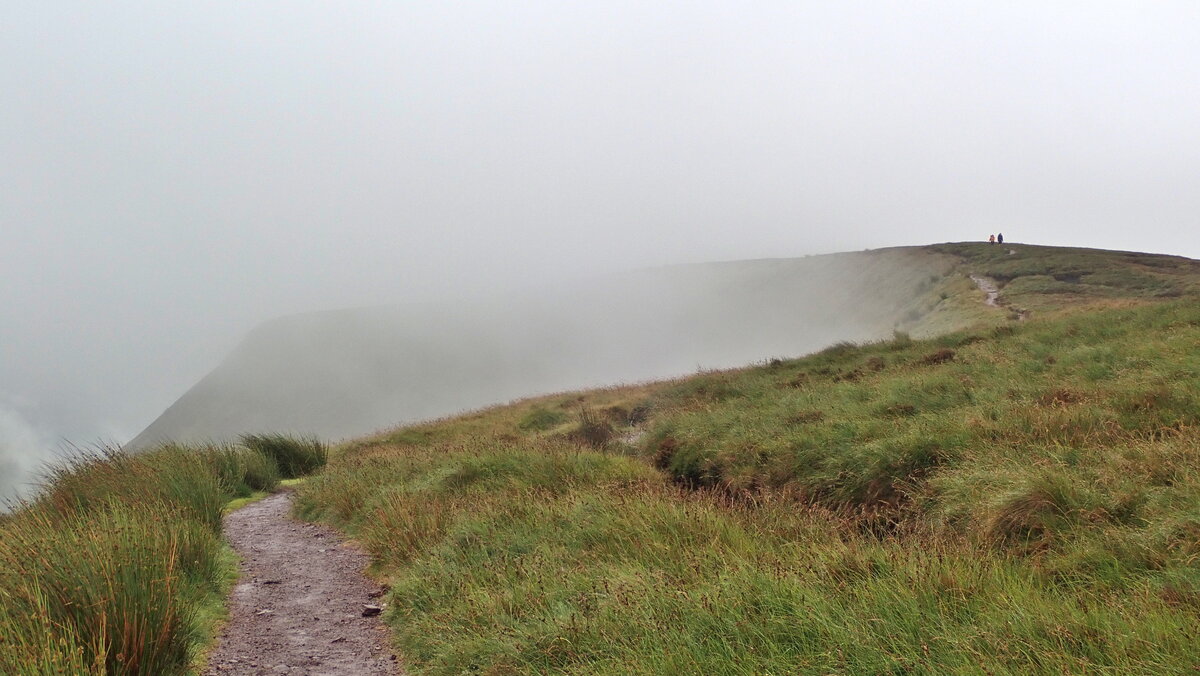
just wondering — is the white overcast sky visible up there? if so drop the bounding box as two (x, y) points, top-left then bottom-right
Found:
(2, 1), (1200, 450)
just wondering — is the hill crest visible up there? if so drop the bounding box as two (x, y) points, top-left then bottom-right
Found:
(129, 243), (1200, 449)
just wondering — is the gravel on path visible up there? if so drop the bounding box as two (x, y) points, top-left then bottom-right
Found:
(205, 491), (402, 676)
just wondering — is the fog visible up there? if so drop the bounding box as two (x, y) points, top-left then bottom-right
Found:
(3, 2), (1200, 497)
(129, 249), (949, 448)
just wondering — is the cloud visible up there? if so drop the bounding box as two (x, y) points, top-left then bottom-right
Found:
(0, 401), (57, 503)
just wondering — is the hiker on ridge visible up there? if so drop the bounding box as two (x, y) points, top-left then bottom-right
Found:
(997, 233), (1004, 244)
(989, 234), (996, 244)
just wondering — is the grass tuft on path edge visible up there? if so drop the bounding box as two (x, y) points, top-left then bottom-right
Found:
(0, 436), (326, 675)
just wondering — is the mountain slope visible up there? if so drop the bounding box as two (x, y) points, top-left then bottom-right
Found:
(129, 243), (1199, 448)
(130, 247), (951, 447)
(288, 245), (1200, 674)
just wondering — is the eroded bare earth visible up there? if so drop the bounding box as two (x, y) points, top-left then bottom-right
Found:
(206, 492), (401, 675)
(970, 274), (1001, 306)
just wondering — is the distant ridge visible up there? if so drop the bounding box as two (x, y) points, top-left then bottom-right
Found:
(128, 244), (1199, 449)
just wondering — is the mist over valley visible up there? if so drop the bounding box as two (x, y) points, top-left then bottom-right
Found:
(130, 248), (951, 448)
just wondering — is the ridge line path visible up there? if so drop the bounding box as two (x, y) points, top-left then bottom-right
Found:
(970, 273), (1030, 320)
(969, 274), (1002, 307)
(205, 491), (403, 675)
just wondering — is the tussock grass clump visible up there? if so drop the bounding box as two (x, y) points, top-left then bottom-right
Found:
(238, 447), (282, 491)
(35, 446), (226, 531)
(1, 436), (314, 674)
(202, 444), (281, 497)
(0, 502), (220, 674)
(568, 407), (615, 448)
(240, 433), (327, 479)
(985, 471), (1091, 545)
(1, 447), (228, 674)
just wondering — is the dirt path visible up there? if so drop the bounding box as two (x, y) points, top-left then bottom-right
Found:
(970, 273), (1031, 320)
(969, 274), (1002, 307)
(205, 492), (402, 675)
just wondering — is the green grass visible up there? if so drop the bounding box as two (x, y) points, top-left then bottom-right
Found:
(927, 242), (1200, 315)
(296, 290), (1200, 674)
(646, 301), (1200, 508)
(186, 545), (240, 674)
(0, 437), (318, 675)
(8, 243), (1199, 674)
(240, 433), (328, 479)
(517, 406), (570, 432)
(222, 491), (271, 514)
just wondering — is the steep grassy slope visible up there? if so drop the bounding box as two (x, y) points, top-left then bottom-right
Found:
(293, 245), (1200, 674)
(130, 248), (959, 448)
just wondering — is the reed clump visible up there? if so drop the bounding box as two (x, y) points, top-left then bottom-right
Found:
(0, 438), (305, 675)
(240, 433), (327, 479)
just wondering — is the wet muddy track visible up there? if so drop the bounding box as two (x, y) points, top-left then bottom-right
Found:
(205, 491), (402, 675)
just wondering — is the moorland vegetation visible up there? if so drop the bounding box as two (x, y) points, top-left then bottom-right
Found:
(5, 242), (1200, 674)
(0, 436), (325, 675)
(294, 243), (1200, 674)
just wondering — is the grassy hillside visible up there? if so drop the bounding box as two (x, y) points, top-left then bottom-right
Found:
(292, 244), (1200, 674)
(7, 243), (1196, 674)
(132, 242), (1200, 451)
(929, 242), (1199, 316)
(131, 247), (961, 449)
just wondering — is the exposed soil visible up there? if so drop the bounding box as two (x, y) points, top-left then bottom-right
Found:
(970, 274), (1030, 320)
(969, 274), (1002, 307)
(205, 492), (402, 676)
